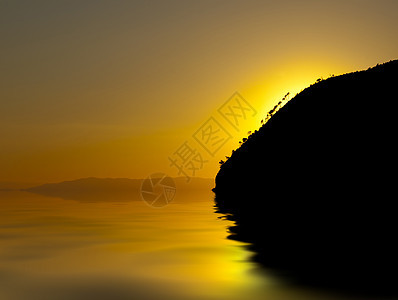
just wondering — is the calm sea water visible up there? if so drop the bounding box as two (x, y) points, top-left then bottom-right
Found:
(0, 189), (371, 300)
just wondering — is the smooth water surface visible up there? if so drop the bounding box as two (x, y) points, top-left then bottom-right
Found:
(0, 189), (370, 300)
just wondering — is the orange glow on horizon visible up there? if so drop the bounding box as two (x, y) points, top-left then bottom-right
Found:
(1, 1), (397, 185)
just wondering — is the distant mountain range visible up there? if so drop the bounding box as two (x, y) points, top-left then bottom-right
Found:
(0, 181), (39, 190)
(21, 177), (214, 202)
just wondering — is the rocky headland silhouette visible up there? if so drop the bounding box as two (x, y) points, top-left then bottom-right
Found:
(213, 60), (398, 296)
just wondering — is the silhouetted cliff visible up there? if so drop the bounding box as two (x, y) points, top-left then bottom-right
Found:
(214, 60), (398, 295)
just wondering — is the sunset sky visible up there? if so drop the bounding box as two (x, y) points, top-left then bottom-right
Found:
(1, 0), (397, 185)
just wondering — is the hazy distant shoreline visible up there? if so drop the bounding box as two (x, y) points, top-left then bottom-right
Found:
(1, 177), (215, 202)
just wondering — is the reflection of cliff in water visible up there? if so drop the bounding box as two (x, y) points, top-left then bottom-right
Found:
(214, 194), (398, 297)
(213, 60), (398, 297)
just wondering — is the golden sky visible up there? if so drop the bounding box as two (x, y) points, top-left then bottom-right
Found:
(1, 0), (397, 184)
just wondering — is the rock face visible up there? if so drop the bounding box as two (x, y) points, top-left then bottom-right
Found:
(213, 60), (398, 294)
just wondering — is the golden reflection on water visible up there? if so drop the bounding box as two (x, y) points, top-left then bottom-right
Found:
(0, 190), (365, 300)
